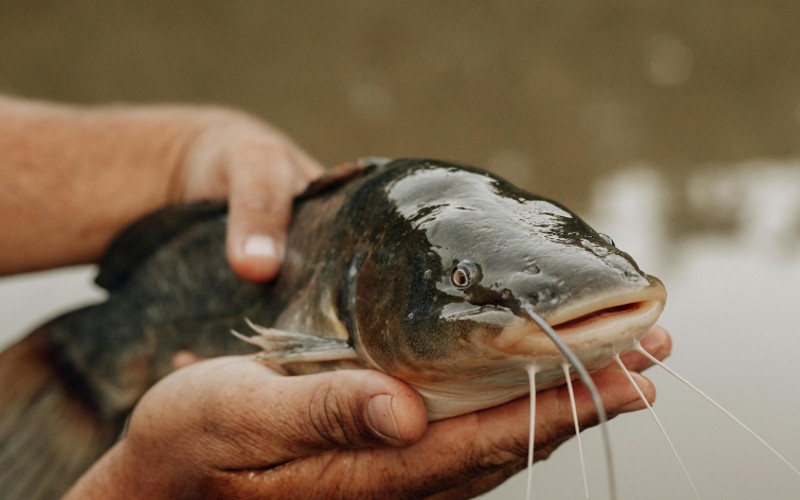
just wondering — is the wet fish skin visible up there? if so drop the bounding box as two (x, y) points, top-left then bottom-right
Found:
(271, 159), (663, 419)
(46, 204), (267, 416)
(0, 158), (664, 499)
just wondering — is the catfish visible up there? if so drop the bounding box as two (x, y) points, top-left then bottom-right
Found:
(0, 158), (666, 498)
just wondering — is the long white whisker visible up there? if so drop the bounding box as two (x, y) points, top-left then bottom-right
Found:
(562, 363), (589, 499)
(614, 355), (701, 499)
(519, 302), (616, 499)
(526, 365), (538, 500)
(635, 344), (800, 478)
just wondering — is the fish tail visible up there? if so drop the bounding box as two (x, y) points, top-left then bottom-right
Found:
(0, 328), (122, 499)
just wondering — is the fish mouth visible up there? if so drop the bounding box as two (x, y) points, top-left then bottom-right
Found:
(543, 274), (667, 332)
(549, 298), (661, 335)
(490, 278), (667, 365)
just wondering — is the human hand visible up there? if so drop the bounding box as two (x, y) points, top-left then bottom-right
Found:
(66, 326), (670, 499)
(175, 112), (323, 282)
(0, 98), (322, 276)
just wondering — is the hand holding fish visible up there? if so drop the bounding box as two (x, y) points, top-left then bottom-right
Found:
(65, 327), (669, 499)
(4, 99), (797, 499)
(176, 111), (322, 281)
(1, 103), (678, 499)
(0, 96), (321, 279)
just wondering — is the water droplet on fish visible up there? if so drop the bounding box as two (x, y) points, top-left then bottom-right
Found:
(524, 256), (541, 274)
(598, 232), (615, 247)
(623, 268), (647, 284)
(581, 238), (609, 257)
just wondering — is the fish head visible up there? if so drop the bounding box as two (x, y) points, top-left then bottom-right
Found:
(350, 160), (666, 418)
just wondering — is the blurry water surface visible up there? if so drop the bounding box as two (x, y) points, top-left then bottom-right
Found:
(487, 160), (800, 499)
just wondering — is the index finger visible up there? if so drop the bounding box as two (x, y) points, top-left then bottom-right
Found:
(225, 139), (322, 282)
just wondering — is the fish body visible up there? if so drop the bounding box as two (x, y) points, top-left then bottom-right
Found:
(256, 158), (666, 419)
(0, 158), (665, 498)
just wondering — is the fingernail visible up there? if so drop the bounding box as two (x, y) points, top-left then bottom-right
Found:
(243, 235), (281, 259)
(366, 395), (403, 445)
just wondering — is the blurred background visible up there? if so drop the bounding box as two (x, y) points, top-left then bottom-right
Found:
(1, 2), (798, 498)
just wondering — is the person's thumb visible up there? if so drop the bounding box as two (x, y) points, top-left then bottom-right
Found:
(158, 358), (430, 469)
(271, 369), (430, 453)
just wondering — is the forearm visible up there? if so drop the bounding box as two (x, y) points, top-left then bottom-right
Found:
(0, 96), (225, 274)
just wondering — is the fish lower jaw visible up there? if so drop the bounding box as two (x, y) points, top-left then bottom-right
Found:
(489, 298), (665, 372)
(398, 300), (664, 421)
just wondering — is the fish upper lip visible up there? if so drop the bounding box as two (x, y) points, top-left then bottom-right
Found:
(548, 299), (660, 334)
(542, 279), (667, 331)
(485, 287), (666, 361)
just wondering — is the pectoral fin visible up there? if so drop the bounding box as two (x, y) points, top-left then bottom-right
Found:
(231, 318), (359, 364)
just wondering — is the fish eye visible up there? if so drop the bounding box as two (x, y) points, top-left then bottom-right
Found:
(451, 260), (482, 288)
(598, 233), (615, 247)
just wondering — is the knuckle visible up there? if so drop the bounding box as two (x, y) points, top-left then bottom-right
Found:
(226, 134), (288, 164)
(197, 118), (290, 169)
(464, 418), (528, 477)
(306, 380), (362, 448)
(534, 435), (572, 463)
(470, 436), (527, 475)
(230, 193), (284, 216)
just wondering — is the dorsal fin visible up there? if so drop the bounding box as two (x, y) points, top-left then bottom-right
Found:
(95, 201), (228, 291)
(298, 157), (392, 201)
